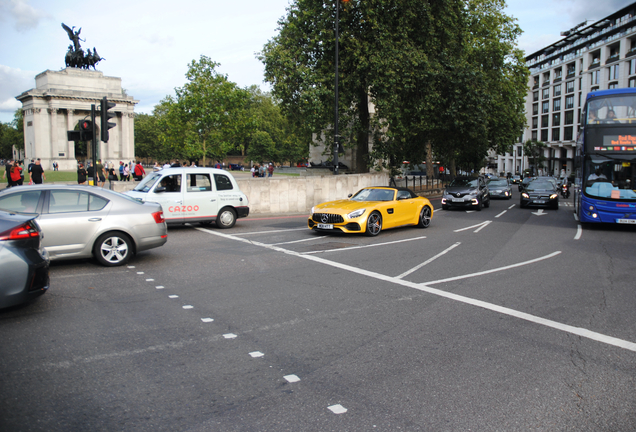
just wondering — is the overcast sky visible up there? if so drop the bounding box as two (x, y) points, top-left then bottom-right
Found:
(0, 0), (633, 123)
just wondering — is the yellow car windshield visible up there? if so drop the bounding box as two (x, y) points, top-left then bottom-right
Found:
(351, 189), (394, 202)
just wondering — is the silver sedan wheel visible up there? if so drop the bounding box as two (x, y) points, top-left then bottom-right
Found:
(94, 233), (132, 266)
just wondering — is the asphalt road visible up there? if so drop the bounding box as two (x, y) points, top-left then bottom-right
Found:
(1, 189), (635, 431)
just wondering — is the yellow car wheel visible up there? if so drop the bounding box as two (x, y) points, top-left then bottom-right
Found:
(365, 211), (382, 236)
(418, 206), (432, 228)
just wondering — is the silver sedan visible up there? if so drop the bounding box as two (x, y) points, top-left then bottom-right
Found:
(0, 185), (168, 266)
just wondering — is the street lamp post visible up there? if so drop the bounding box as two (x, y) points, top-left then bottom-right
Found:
(333, 0), (341, 175)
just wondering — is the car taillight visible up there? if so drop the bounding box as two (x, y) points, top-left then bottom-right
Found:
(152, 211), (165, 224)
(0, 221), (40, 241)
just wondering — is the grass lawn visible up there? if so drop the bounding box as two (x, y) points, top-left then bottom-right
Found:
(0, 170), (78, 184)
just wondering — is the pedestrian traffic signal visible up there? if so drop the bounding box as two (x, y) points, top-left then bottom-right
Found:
(79, 120), (94, 141)
(100, 96), (116, 142)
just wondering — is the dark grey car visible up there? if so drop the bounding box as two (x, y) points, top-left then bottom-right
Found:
(442, 176), (490, 211)
(487, 177), (513, 199)
(0, 210), (49, 308)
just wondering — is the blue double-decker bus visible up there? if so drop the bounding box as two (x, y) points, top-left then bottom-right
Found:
(574, 88), (636, 224)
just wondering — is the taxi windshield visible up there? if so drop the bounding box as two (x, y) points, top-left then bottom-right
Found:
(134, 173), (161, 192)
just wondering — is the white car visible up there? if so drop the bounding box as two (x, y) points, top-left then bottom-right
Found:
(126, 167), (249, 228)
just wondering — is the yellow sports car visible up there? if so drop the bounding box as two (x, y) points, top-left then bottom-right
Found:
(308, 187), (433, 236)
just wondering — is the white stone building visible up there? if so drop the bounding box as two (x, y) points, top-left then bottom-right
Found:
(16, 68), (138, 170)
(495, 2), (636, 177)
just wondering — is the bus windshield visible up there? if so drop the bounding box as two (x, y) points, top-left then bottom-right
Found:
(584, 156), (636, 200)
(586, 95), (636, 125)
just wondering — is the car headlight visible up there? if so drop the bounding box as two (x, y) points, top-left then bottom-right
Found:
(522, 192), (529, 198)
(311, 206), (315, 214)
(550, 194), (558, 199)
(347, 208), (366, 219)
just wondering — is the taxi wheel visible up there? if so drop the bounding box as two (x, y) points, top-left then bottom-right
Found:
(93, 231), (132, 267)
(365, 211), (382, 236)
(418, 206), (432, 228)
(216, 207), (237, 229)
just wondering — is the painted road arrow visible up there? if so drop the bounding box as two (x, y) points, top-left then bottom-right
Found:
(532, 209), (547, 216)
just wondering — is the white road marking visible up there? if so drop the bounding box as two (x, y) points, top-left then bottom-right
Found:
(234, 228), (307, 236)
(532, 209), (547, 216)
(169, 295), (179, 299)
(249, 351), (264, 358)
(466, 211), (476, 213)
(127, 265), (135, 269)
(146, 278), (154, 282)
(473, 220), (492, 233)
(195, 228), (636, 352)
(271, 236), (323, 246)
(301, 235), (427, 255)
(434, 208), (442, 212)
(396, 242), (461, 279)
(328, 404), (347, 414)
(201, 318), (214, 323)
(422, 251), (561, 285)
(224, 333), (237, 339)
(574, 213), (579, 221)
(454, 220), (492, 233)
(495, 210), (507, 218)
(136, 272), (144, 275)
(574, 224), (582, 240)
(508, 204), (516, 209)
(284, 374), (300, 383)
(183, 305), (194, 309)
(155, 286), (164, 289)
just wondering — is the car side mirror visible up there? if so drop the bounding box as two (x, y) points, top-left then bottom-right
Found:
(155, 186), (166, 193)
(348, 193), (353, 198)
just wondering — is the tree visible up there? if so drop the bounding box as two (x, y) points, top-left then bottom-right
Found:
(260, 0), (528, 175)
(0, 109), (24, 159)
(523, 139), (546, 175)
(134, 113), (162, 160)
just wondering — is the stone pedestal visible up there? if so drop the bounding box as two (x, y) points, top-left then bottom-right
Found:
(16, 68), (138, 170)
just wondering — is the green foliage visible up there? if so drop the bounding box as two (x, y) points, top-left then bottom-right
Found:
(523, 139), (547, 175)
(260, 0), (529, 174)
(0, 109), (24, 159)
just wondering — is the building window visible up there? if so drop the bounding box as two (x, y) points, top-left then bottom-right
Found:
(578, 92), (582, 107)
(532, 131), (538, 141)
(541, 115), (549, 128)
(533, 91), (539, 102)
(590, 70), (599, 85)
(543, 72), (550, 86)
(554, 68), (562, 81)
(542, 101), (549, 113)
(628, 58), (636, 75)
(542, 88), (550, 99)
(567, 63), (576, 77)
(541, 129), (548, 141)
(532, 117), (538, 129)
(553, 98), (561, 111)
(629, 77), (636, 88)
(553, 84), (562, 97)
(552, 128), (560, 141)
(565, 95), (574, 109)
(533, 76), (539, 88)
(608, 82), (618, 89)
(533, 103), (539, 115)
(564, 127), (573, 141)
(553, 113), (561, 126)
(565, 110), (574, 125)
(608, 64), (619, 80)
(566, 81), (574, 93)
(591, 86), (599, 92)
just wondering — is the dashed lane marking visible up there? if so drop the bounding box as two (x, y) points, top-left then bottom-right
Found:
(196, 226), (636, 353)
(495, 210), (506, 218)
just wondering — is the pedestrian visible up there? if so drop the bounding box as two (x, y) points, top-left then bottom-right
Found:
(259, 164), (265, 177)
(119, 161), (125, 180)
(95, 159), (106, 187)
(86, 161), (95, 185)
(77, 163), (87, 185)
(29, 158), (46, 184)
(190, 161), (197, 167)
(10, 161), (23, 186)
(171, 159), (181, 168)
(107, 164), (117, 185)
(153, 162), (161, 172)
(133, 161), (146, 181)
(251, 165), (256, 177)
(163, 161), (171, 169)
(27, 159), (35, 177)
(123, 163), (130, 181)
(267, 163), (274, 177)
(3, 159), (14, 188)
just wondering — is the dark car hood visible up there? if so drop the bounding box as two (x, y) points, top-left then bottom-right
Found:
(445, 186), (479, 194)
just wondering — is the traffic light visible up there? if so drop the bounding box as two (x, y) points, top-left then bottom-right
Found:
(79, 120), (94, 141)
(100, 96), (116, 142)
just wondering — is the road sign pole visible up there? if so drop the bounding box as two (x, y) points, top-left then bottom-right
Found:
(91, 104), (97, 186)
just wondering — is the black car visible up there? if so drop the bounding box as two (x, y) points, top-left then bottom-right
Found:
(0, 210), (49, 309)
(520, 178), (559, 209)
(487, 177), (513, 199)
(511, 175), (522, 184)
(518, 176), (534, 192)
(442, 176), (490, 211)
(229, 163), (243, 171)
